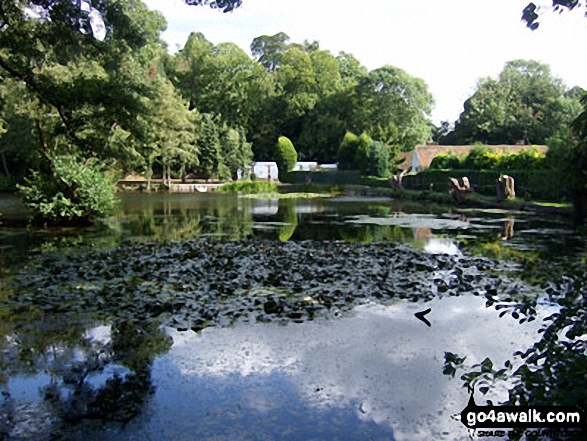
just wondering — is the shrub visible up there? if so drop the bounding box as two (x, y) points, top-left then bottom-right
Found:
(355, 132), (373, 173)
(462, 145), (494, 169)
(275, 136), (298, 174)
(337, 131), (360, 170)
(17, 154), (119, 225)
(429, 151), (461, 170)
(363, 140), (389, 177)
(218, 180), (278, 193)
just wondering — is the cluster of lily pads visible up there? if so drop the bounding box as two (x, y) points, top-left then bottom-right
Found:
(5, 239), (545, 332)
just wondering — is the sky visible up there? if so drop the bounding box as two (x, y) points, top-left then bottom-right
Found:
(142, 0), (587, 125)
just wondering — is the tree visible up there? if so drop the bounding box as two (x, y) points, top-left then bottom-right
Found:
(352, 65), (434, 152)
(137, 78), (200, 188)
(275, 136), (297, 174)
(198, 114), (223, 179)
(445, 60), (582, 145)
(221, 125), (254, 180)
(362, 140), (389, 178)
(0, 0), (171, 223)
(250, 32), (290, 72)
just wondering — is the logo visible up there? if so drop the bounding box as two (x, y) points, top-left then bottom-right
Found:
(453, 386), (585, 439)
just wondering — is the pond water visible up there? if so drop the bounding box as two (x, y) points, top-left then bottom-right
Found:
(0, 191), (585, 440)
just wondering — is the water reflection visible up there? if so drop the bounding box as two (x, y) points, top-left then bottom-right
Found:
(1, 192), (584, 265)
(106, 296), (546, 441)
(1, 192), (586, 440)
(0, 316), (171, 440)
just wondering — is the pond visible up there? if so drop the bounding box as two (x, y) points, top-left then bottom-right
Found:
(0, 191), (585, 440)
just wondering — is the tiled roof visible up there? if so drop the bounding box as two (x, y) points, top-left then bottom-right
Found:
(396, 151), (414, 170)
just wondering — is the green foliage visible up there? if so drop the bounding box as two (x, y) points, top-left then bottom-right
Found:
(337, 131), (389, 177)
(461, 145), (496, 170)
(429, 145), (547, 171)
(337, 131), (360, 170)
(221, 126), (254, 180)
(218, 180), (277, 193)
(429, 151), (462, 170)
(17, 154), (119, 225)
(352, 65), (434, 151)
(403, 169), (569, 200)
(250, 32), (290, 72)
(362, 140), (389, 178)
(279, 170), (360, 185)
(275, 136), (298, 174)
(197, 114), (223, 179)
(445, 60), (582, 145)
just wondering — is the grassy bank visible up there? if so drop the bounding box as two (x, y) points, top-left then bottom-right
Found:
(217, 180), (278, 193)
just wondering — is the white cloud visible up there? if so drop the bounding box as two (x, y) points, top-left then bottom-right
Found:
(143, 0), (587, 124)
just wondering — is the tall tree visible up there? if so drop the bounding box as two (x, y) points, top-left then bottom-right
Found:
(250, 32), (290, 72)
(445, 60), (582, 145)
(352, 65), (434, 152)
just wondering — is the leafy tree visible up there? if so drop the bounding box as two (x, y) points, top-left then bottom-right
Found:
(172, 34), (271, 136)
(0, 0), (171, 223)
(352, 65), (434, 152)
(363, 140), (389, 178)
(337, 131), (388, 177)
(250, 32), (290, 72)
(17, 154), (118, 225)
(198, 113), (223, 179)
(137, 78), (200, 187)
(275, 136), (297, 174)
(446, 60), (582, 145)
(337, 52), (368, 89)
(221, 125), (254, 180)
(0, 79), (39, 178)
(170, 32), (215, 112)
(276, 47), (319, 121)
(337, 131), (359, 170)
(309, 49), (342, 98)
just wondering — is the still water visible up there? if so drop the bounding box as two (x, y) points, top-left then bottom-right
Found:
(0, 191), (585, 440)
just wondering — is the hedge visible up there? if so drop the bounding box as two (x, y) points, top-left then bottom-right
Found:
(279, 170), (361, 185)
(403, 169), (570, 201)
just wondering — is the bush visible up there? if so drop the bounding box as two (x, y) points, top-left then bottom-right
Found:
(218, 180), (278, 193)
(429, 152), (460, 170)
(461, 145), (493, 169)
(442, 144), (547, 171)
(337, 131), (360, 170)
(275, 136), (298, 174)
(363, 140), (389, 177)
(17, 154), (119, 225)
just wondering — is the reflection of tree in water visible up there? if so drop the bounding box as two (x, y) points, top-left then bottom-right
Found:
(341, 223), (413, 244)
(277, 198), (298, 241)
(46, 321), (171, 432)
(443, 260), (587, 434)
(0, 314), (171, 439)
(121, 196), (255, 241)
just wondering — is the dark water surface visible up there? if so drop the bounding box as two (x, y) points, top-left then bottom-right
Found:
(0, 191), (585, 440)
